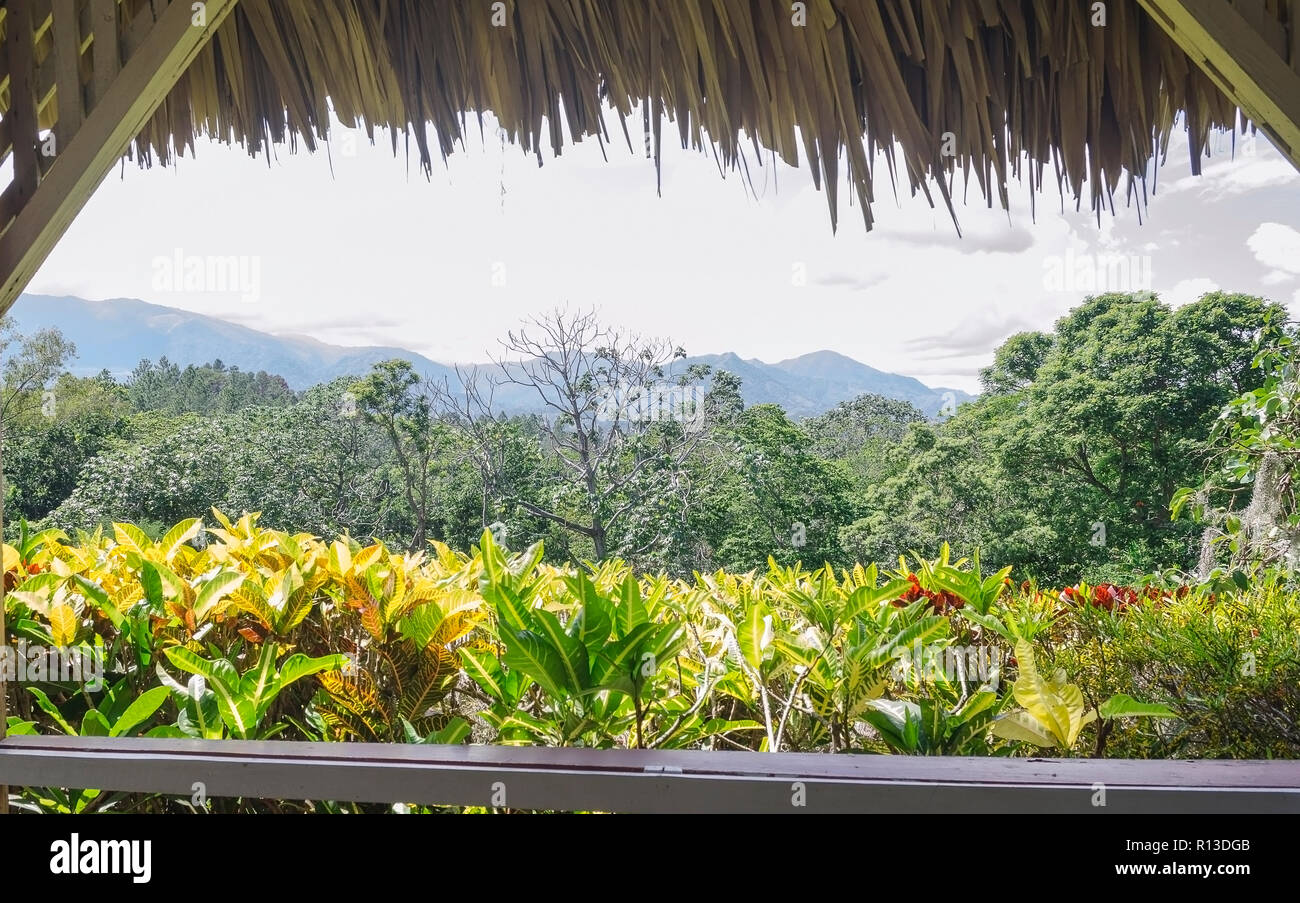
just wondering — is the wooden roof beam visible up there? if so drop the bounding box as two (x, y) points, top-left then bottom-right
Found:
(1138, 0), (1300, 169)
(50, 0), (83, 147)
(5, 0), (41, 211)
(0, 0), (161, 170)
(89, 0), (119, 107)
(0, 0), (239, 315)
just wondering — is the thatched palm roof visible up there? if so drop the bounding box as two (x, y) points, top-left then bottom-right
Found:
(30, 1), (1269, 230)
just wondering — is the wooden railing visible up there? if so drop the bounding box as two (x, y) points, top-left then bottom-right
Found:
(1, 735), (1298, 813)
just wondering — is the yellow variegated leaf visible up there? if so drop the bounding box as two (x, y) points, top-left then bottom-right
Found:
(48, 603), (79, 646)
(991, 710), (1059, 747)
(112, 522), (153, 553)
(352, 545), (384, 572)
(158, 518), (202, 562)
(1011, 639), (1074, 747)
(1058, 682), (1091, 746)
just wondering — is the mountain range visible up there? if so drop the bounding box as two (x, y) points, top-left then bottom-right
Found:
(8, 294), (973, 418)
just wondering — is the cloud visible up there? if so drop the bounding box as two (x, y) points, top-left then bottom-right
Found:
(1166, 277), (1219, 308)
(812, 271), (887, 291)
(301, 315), (407, 331)
(901, 361), (987, 378)
(1262, 269), (1295, 286)
(1162, 156), (1300, 201)
(202, 307), (268, 326)
(903, 309), (1037, 357)
(878, 221), (1036, 254)
(1247, 223), (1300, 275)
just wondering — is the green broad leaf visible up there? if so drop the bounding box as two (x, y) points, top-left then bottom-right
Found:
(158, 562), (190, 603)
(866, 615), (948, 670)
(274, 653), (347, 695)
(215, 693), (257, 740)
(478, 528), (508, 588)
(479, 708), (557, 744)
(509, 541), (545, 578)
(242, 643), (280, 713)
(80, 709), (112, 737)
(903, 707), (921, 749)
(568, 595), (614, 654)
(865, 696), (921, 732)
(488, 584), (532, 635)
(155, 662), (189, 697)
(179, 678), (222, 740)
(958, 608), (1011, 640)
(13, 572), (64, 595)
(144, 725), (187, 739)
(427, 717), (472, 745)
(109, 686), (171, 737)
(955, 689), (1001, 721)
(4, 718), (39, 735)
(697, 718), (764, 736)
(164, 646), (229, 688)
(842, 577), (912, 621)
(11, 617), (53, 645)
(1098, 694), (1176, 719)
(21, 528), (67, 559)
(166, 650), (248, 738)
(397, 603), (443, 649)
(140, 561), (166, 610)
(863, 710), (911, 749)
(566, 573), (614, 650)
(531, 609), (590, 692)
(26, 687), (77, 736)
(460, 647), (508, 703)
(591, 623), (656, 688)
(638, 622), (687, 675)
(502, 630), (570, 698)
(616, 573), (648, 635)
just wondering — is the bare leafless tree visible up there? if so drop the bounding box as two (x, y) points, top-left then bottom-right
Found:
(455, 307), (705, 560)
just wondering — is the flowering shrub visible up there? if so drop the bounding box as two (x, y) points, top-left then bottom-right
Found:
(2, 512), (1296, 811)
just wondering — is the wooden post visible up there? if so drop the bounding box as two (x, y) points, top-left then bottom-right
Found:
(0, 0), (31, 817)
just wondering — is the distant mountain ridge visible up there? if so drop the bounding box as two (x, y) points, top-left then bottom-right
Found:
(8, 294), (973, 418)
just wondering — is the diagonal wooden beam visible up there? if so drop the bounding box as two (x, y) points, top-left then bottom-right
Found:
(0, 0), (240, 316)
(1138, 0), (1300, 170)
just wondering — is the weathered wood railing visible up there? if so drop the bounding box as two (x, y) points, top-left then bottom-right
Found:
(1, 735), (1297, 813)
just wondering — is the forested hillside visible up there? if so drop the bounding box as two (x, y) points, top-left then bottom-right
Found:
(1, 290), (1284, 585)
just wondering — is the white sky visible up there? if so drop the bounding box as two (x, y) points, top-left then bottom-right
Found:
(27, 109), (1300, 394)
